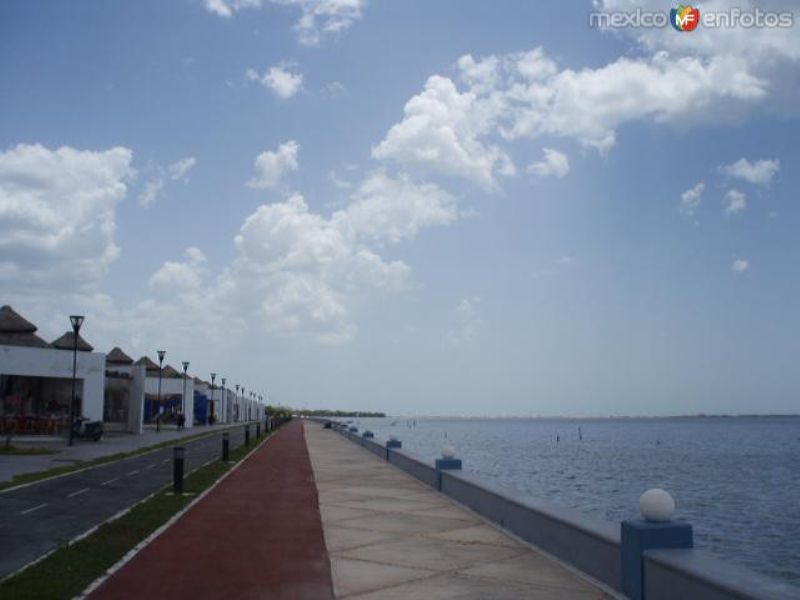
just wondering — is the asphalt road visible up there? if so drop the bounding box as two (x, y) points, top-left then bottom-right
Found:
(0, 424), (259, 579)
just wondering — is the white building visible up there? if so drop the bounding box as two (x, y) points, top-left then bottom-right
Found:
(0, 305), (105, 436)
(104, 347), (146, 434)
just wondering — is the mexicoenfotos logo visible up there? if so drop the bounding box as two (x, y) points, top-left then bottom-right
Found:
(670, 5), (700, 32)
(588, 6), (794, 30)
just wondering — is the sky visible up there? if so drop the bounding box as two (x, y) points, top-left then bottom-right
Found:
(1, 0), (798, 416)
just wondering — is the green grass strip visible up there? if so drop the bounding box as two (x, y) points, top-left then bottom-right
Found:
(0, 426), (244, 492)
(0, 430), (274, 600)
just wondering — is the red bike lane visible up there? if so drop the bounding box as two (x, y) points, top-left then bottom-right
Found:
(91, 420), (334, 600)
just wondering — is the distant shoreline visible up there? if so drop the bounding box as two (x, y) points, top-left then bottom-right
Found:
(360, 414), (800, 420)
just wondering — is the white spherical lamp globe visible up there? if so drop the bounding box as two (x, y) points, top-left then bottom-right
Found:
(639, 488), (675, 522)
(442, 444), (456, 459)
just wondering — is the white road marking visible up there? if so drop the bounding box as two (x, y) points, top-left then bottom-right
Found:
(145, 463), (157, 470)
(67, 488), (90, 498)
(101, 478), (119, 486)
(20, 503), (47, 515)
(126, 469), (140, 476)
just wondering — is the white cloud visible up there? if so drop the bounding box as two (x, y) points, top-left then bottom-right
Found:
(336, 172), (459, 243)
(208, 0), (365, 45)
(232, 193), (408, 343)
(372, 74), (515, 190)
(291, 0), (365, 46)
(0, 143), (132, 292)
(721, 158), (780, 185)
(724, 189), (747, 215)
(138, 156), (197, 207)
(205, 0), (262, 18)
(149, 246), (207, 291)
(324, 81), (347, 98)
(731, 259), (750, 273)
(229, 171), (460, 343)
(375, 26), (793, 186)
(679, 182), (704, 217)
(329, 169), (352, 189)
(246, 65), (303, 99)
(247, 141), (300, 189)
(447, 296), (483, 345)
(168, 156), (197, 181)
(528, 148), (570, 178)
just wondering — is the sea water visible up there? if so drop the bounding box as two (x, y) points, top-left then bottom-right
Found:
(353, 416), (800, 585)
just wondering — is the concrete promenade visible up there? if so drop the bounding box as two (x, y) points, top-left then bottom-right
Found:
(84, 421), (610, 598)
(306, 423), (610, 599)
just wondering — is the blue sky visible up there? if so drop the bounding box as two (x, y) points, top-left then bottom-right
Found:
(1, 0), (798, 416)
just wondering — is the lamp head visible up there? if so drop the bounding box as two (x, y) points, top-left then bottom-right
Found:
(69, 315), (85, 332)
(210, 372), (216, 383)
(157, 350), (166, 363)
(182, 361), (189, 372)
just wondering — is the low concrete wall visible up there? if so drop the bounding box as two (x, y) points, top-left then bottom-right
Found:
(644, 549), (800, 600)
(386, 448), (438, 488)
(320, 419), (800, 600)
(441, 469), (621, 591)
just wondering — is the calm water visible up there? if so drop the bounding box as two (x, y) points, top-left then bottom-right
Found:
(349, 416), (800, 585)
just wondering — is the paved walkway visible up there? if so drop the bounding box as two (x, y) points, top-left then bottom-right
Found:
(306, 423), (610, 599)
(91, 420), (334, 600)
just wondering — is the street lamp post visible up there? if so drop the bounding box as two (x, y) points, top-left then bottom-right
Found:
(242, 387), (246, 423)
(210, 373), (216, 425)
(182, 361), (190, 429)
(156, 350), (165, 432)
(220, 377), (226, 424)
(235, 384), (239, 423)
(67, 315), (84, 446)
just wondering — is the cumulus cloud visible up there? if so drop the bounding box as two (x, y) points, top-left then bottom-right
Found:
(724, 189), (747, 215)
(0, 143), (132, 291)
(372, 74), (515, 190)
(679, 182), (704, 217)
(247, 141), (300, 189)
(337, 172), (459, 243)
(447, 296), (482, 345)
(232, 193), (406, 343)
(207, 0), (365, 45)
(246, 65), (303, 99)
(731, 259), (750, 273)
(375, 18), (795, 187)
(528, 148), (570, 178)
(149, 246), (207, 291)
(138, 156), (197, 207)
(721, 158), (780, 185)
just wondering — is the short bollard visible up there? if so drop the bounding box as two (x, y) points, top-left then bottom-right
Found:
(244, 424), (250, 446)
(386, 436), (401, 460)
(434, 445), (462, 491)
(621, 489), (693, 600)
(361, 430), (374, 446)
(222, 432), (229, 461)
(256, 422), (261, 438)
(173, 446), (185, 495)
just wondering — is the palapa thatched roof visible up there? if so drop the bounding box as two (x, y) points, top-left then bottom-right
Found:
(135, 356), (161, 373)
(0, 305), (51, 348)
(52, 331), (94, 352)
(106, 346), (134, 365)
(162, 365), (183, 378)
